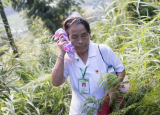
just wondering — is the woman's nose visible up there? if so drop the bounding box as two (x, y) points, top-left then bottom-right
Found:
(78, 38), (83, 44)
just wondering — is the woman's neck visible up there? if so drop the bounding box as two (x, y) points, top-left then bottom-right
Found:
(77, 49), (88, 64)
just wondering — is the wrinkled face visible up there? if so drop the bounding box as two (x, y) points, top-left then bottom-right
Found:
(68, 23), (90, 53)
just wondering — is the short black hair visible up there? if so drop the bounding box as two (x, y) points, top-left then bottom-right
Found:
(62, 17), (91, 35)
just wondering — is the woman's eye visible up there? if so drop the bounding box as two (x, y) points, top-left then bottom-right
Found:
(82, 34), (87, 37)
(72, 36), (78, 39)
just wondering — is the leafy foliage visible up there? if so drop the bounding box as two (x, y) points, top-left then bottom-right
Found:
(81, 0), (160, 114)
(0, 23), (71, 114)
(1, 0), (160, 114)
(126, 0), (158, 22)
(11, 0), (84, 34)
(0, 53), (20, 102)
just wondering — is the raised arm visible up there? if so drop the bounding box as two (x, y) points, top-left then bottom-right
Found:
(51, 37), (68, 87)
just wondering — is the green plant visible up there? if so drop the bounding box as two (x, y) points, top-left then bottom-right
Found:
(81, 0), (160, 114)
(1, 75), (71, 115)
(0, 48), (20, 102)
(0, 29), (71, 114)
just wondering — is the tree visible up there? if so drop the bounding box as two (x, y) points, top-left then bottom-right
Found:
(0, 0), (18, 56)
(11, 0), (84, 34)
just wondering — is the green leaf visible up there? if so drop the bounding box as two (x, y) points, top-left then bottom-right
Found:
(2, 94), (11, 101)
(9, 86), (19, 93)
(3, 0), (10, 6)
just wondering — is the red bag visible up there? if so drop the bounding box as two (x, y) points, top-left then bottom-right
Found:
(97, 94), (125, 115)
(97, 78), (130, 115)
(97, 95), (110, 115)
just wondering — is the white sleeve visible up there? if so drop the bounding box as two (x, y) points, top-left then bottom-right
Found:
(99, 44), (125, 72)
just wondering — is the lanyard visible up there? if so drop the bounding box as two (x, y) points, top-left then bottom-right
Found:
(80, 67), (87, 79)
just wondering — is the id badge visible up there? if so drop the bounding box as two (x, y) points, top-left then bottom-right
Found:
(78, 79), (90, 94)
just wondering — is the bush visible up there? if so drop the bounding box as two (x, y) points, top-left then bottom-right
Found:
(82, 0), (160, 114)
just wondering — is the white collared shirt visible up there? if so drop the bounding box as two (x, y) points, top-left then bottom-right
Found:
(63, 41), (125, 115)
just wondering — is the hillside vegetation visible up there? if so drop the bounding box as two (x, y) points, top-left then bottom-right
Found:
(0, 0), (160, 115)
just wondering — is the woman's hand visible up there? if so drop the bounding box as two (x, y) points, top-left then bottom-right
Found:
(58, 35), (69, 55)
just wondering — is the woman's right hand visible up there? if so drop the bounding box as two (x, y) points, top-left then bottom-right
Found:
(58, 35), (69, 55)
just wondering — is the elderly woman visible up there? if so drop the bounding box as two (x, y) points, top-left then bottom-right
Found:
(51, 16), (125, 115)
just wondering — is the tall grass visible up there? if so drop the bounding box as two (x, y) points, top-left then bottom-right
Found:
(1, 0), (160, 114)
(0, 26), (71, 114)
(82, 0), (160, 114)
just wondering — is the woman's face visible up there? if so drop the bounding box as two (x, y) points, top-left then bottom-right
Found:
(68, 23), (90, 53)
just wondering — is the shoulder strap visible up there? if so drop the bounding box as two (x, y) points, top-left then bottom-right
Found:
(98, 45), (105, 63)
(98, 44), (116, 74)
